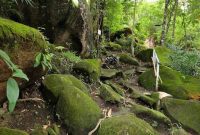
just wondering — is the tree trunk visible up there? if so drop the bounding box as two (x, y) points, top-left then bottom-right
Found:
(160, 0), (170, 46)
(172, 0), (178, 40)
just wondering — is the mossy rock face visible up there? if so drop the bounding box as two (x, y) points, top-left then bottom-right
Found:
(43, 74), (89, 103)
(139, 65), (200, 100)
(119, 53), (139, 66)
(130, 103), (171, 126)
(73, 59), (101, 82)
(56, 86), (101, 135)
(162, 98), (200, 134)
(100, 84), (123, 103)
(136, 46), (172, 64)
(0, 127), (28, 135)
(97, 114), (159, 135)
(0, 18), (47, 102)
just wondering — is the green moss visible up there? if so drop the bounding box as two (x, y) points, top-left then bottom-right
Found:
(100, 84), (123, 103)
(155, 46), (172, 66)
(56, 86), (101, 135)
(42, 74), (89, 103)
(31, 127), (48, 135)
(0, 127), (28, 135)
(162, 98), (200, 134)
(136, 46), (172, 64)
(108, 42), (122, 51)
(131, 91), (157, 106)
(139, 66), (200, 99)
(136, 48), (153, 62)
(101, 69), (120, 79)
(73, 59), (101, 82)
(106, 81), (125, 96)
(131, 103), (171, 126)
(0, 17), (47, 49)
(119, 53), (139, 66)
(170, 127), (189, 135)
(97, 114), (159, 135)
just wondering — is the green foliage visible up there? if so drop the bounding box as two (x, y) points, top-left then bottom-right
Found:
(34, 49), (54, 71)
(0, 49), (28, 112)
(169, 46), (200, 77)
(62, 51), (81, 63)
(12, 0), (34, 5)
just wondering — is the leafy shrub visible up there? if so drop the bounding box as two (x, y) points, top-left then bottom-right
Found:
(63, 51), (81, 63)
(169, 46), (200, 77)
(0, 49), (28, 112)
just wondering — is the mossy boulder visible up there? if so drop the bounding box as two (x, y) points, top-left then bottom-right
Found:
(100, 84), (123, 103)
(43, 74), (89, 103)
(139, 65), (200, 100)
(131, 91), (157, 106)
(0, 127), (28, 135)
(43, 74), (101, 135)
(73, 59), (101, 82)
(56, 86), (101, 135)
(0, 18), (47, 102)
(97, 114), (159, 135)
(130, 103), (171, 126)
(119, 53), (139, 66)
(136, 46), (172, 65)
(106, 81), (125, 96)
(101, 69), (121, 79)
(106, 42), (122, 51)
(162, 98), (200, 134)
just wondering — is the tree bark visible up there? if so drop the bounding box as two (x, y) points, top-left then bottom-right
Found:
(160, 0), (170, 46)
(172, 0), (178, 40)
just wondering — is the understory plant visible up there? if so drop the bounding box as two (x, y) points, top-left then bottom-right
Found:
(169, 46), (200, 77)
(0, 49), (29, 112)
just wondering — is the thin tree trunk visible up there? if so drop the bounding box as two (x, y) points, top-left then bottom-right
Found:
(131, 0), (137, 56)
(172, 0), (178, 40)
(160, 0), (170, 46)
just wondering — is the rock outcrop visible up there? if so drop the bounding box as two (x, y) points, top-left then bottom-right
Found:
(0, 17), (47, 102)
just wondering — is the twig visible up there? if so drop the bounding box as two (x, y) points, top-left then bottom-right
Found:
(88, 117), (106, 135)
(17, 98), (45, 103)
(88, 109), (111, 135)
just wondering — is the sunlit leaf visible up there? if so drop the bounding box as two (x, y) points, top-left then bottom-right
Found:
(13, 69), (29, 81)
(34, 53), (42, 67)
(6, 78), (19, 112)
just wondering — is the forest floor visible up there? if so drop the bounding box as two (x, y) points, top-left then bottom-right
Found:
(0, 49), (193, 135)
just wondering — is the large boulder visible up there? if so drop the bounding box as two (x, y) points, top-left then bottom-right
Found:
(139, 65), (200, 100)
(43, 74), (101, 135)
(162, 98), (200, 134)
(0, 127), (28, 135)
(97, 114), (158, 135)
(0, 18), (47, 102)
